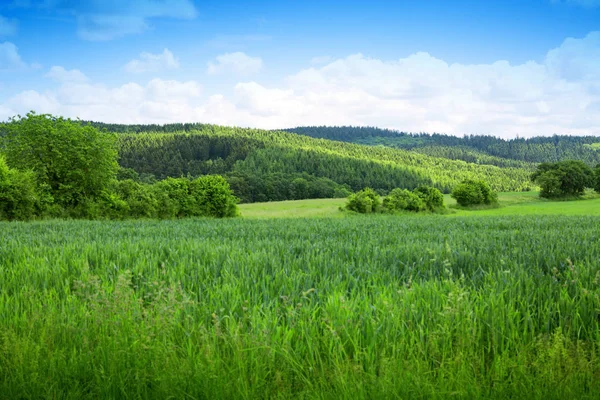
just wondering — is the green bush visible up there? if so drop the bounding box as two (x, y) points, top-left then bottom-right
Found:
(114, 179), (158, 218)
(451, 180), (497, 207)
(345, 188), (381, 213)
(0, 155), (39, 220)
(189, 175), (239, 218)
(414, 185), (445, 211)
(383, 188), (426, 212)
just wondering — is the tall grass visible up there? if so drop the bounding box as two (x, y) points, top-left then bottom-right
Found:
(1, 215), (599, 399)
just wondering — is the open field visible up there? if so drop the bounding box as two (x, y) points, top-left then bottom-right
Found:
(239, 191), (600, 218)
(1, 214), (600, 398)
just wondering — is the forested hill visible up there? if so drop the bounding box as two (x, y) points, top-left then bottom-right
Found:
(1, 121), (535, 203)
(285, 126), (600, 166)
(112, 125), (533, 202)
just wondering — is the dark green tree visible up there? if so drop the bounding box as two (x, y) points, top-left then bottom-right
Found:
(531, 160), (593, 198)
(414, 185), (445, 211)
(451, 180), (498, 207)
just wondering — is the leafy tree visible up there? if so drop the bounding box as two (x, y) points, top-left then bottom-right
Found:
(2, 113), (119, 208)
(451, 180), (497, 207)
(414, 185), (444, 211)
(346, 188), (381, 213)
(531, 160), (594, 198)
(0, 154), (39, 220)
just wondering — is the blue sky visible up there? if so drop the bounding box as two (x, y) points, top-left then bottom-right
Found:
(1, 0), (600, 137)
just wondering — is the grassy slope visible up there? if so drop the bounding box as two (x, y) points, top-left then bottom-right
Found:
(239, 191), (600, 218)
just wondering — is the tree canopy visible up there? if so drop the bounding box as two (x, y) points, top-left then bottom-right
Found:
(531, 160), (594, 198)
(2, 113), (119, 208)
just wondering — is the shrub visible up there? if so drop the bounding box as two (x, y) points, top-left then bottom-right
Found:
(383, 188), (426, 212)
(451, 180), (497, 207)
(113, 179), (158, 218)
(346, 188), (381, 213)
(153, 176), (238, 219)
(189, 175), (239, 218)
(414, 185), (445, 211)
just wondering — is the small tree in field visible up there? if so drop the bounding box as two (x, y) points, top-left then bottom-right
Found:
(414, 185), (445, 211)
(451, 180), (497, 207)
(531, 160), (593, 198)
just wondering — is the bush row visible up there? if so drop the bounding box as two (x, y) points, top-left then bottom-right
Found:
(0, 158), (238, 221)
(346, 185), (445, 214)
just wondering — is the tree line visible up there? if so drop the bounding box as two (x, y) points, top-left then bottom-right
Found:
(286, 126), (600, 166)
(114, 125), (532, 203)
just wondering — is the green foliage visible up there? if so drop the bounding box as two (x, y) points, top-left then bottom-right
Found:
(2, 216), (600, 397)
(0, 154), (39, 220)
(382, 188), (426, 212)
(113, 125), (532, 202)
(532, 160), (594, 198)
(2, 113), (119, 208)
(451, 180), (498, 207)
(114, 176), (238, 219)
(113, 179), (158, 218)
(414, 185), (445, 211)
(116, 167), (140, 182)
(345, 188), (381, 213)
(288, 126), (600, 166)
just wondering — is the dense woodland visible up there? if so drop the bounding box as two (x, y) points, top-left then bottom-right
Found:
(286, 126), (600, 166)
(115, 126), (533, 202)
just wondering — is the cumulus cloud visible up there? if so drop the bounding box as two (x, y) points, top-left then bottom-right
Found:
(0, 15), (18, 37)
(17, 0), (197, 40)
(124, 49), (179, 73)
(45, 66), (88, 83)
(0, 41), (26, 70)
(207, 52), (263, 76)
(2, 32), (600, 138)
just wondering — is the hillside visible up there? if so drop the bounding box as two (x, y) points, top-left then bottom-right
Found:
(111, 124), (533, 203)
(285, 126), (600, 166)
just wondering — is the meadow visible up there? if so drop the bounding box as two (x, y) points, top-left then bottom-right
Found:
(1, 206), (600, 398)
(239, 191), (600, 218)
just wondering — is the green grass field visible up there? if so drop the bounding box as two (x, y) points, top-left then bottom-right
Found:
(1, 207), (600, 398)
(239, 191), (600, 218)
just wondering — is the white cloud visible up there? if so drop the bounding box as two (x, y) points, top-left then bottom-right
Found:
(45, 66), (88, 83)
(207, 52), (263, 76)
(0, 41), (26, 70)
(2, 32), (600, 138)
(124, 49), (179, 73)
(2, 78), (202, 123)
(0, 15), (17, 37)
